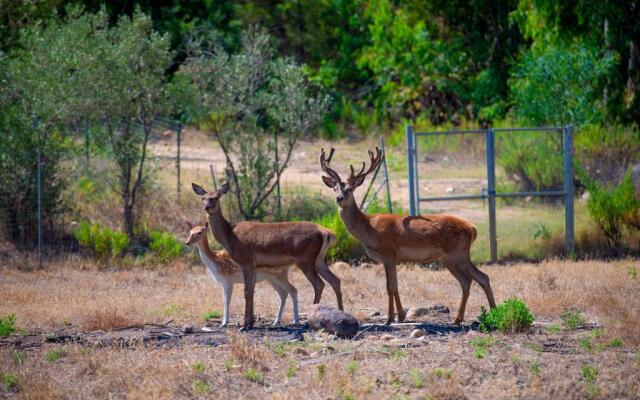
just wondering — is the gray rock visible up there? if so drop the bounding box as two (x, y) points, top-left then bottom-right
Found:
(307, 305), (359, 338)
(182, 324), (194, 334)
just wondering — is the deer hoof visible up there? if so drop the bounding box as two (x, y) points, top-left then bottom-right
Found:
(397, 310), (406, 322)
(384, 316), (393, 326)
(453, 317), (463, 326)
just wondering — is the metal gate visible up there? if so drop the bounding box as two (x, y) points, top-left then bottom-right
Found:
(405, 125), (574, 263)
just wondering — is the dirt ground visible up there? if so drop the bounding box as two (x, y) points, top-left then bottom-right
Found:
(1, 258), (639, 399)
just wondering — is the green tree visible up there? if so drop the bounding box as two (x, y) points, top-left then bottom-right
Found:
(510, 41), (616, 126)
(85, 10), (174, 240)
(179, 29), (329, 220)
(0, 7), (97, 246)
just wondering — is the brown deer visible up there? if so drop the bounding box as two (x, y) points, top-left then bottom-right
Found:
(191, 182), (342, 329)
(319, 147), (496, 325)
(185, 221), (299, 327)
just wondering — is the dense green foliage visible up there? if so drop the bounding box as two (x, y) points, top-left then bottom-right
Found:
(148, 230), (185, 262)
(74, 221), (129, 259)
(2, 1), (640, 260)
(583, 173), (640, 247)
(478, 298), (534, 333)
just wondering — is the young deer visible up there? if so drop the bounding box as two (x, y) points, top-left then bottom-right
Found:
(191, 182), (341, 329)
(185, 221), (299, 326)
(320, 147), (496, 325)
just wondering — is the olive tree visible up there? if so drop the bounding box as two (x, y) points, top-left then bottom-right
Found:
(0, 8), (99, 246)
(178, 30), (329, 220)
(86, 10), (174, 240)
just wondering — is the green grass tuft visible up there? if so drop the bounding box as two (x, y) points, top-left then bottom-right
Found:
(478, 298), (534, 333)
(0, 314), (17, 337)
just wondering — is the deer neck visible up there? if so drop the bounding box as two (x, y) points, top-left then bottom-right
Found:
(339, 200), (376, 246)
(194, 236), (218, 269)
(207, 208), (237, 252)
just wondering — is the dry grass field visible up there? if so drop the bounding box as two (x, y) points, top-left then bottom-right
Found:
(1, 258), (639, 399)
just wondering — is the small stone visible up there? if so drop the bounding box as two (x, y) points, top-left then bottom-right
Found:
(369, 310), (381, 317)
(410, 329), (425, 338)
(292, 347), (309, 356)
(182, 325), (194, 334)
(446, 187), (455, 194)
(406, 307), (430, 320)
(379, 334), (395, 341)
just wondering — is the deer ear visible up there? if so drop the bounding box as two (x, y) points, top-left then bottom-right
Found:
(322, 175), (337, 188)
(192, 183), (206, 196)
(218, 182), (230, 195)
(351, 174), (366, 188)
(185, 221), (194, 229)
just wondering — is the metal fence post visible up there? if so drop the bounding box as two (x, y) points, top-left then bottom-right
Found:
(406, 125), (416, 216)
(563, 125), (575, 256)
(37, 149), (43, 269)
(380, 136), (393, 213)
(485, 128), (498, 263)
(176, 122), (182, 201)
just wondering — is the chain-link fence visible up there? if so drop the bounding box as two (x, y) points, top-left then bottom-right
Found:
(406, 125), (574, 263)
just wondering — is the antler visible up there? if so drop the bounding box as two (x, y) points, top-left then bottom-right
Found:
(347, 147), (383, 186)
(320, 147), (342, 182)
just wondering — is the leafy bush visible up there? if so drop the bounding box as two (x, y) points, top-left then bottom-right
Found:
(582, 172), (640, 247)
(314, 210), (360, 261)
(510, 41), (615, 127)
(0, 314), (16, 337)
(74, 221), (128, 258)
(497, 133), (562, 192)
(149, 230), (185, 262)
(478, 298), (534, 333)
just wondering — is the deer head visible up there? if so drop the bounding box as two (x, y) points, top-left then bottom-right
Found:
(184, 220), (209, 246)
(192, 182), (229, 215)
(320, 147), (383, 208)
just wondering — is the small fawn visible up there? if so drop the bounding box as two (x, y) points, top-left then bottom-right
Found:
(185, 221), (299, 326)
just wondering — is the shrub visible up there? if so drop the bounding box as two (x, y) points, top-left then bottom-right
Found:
(0, 314), (16, 337)
(561, 308), (587, 329)
(496, 133), (562, 192)
(74, 221), (128, 258)
(314, 210), (361, 261)
(583, 172), (640, 247)
(148, 230), (185, 262)
(478, 298), (534, 333)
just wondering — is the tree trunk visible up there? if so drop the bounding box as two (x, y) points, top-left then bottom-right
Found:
(123, 195), (134, 240)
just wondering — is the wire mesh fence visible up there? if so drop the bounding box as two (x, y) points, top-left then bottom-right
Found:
(1, 120), (396, 266)
(406, 125), (574, 263)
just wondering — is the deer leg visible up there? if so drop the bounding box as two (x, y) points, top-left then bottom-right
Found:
(315, 262), (343, 310)
(240, 264), (256, 330)
(467, 263), (497, 309)
(298, 263), (325, 304)
(221, 283), (233, 327)
(445, 263), (472, 325)
(382, 261), (397, 325)
(277, 275), (299, 324)
(266, 279), (288, 326)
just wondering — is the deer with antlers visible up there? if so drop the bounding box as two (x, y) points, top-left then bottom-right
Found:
(191, 182), (342, 329)
(320, 147), (496, 325)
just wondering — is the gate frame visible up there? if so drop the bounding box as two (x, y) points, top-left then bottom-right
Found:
(406, 125), (574, 263)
